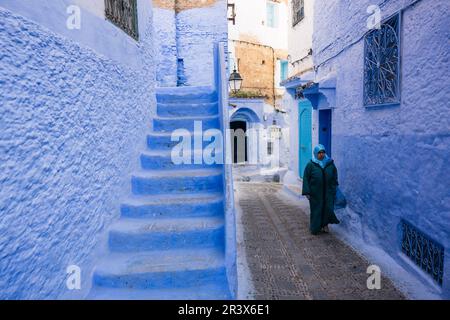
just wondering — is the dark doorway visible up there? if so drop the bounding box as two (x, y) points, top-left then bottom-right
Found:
(230, 121), (248, 163)
(319, 109), (332, 157)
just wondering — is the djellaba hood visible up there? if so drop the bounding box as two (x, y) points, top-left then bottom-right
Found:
(312, 144), (332, 168)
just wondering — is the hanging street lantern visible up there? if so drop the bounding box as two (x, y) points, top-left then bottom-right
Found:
(229, 68), (243, 93)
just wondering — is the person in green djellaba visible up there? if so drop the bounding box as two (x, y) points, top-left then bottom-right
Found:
(302, 144), (340, 235)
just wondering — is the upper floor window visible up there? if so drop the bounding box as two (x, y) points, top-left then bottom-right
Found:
(280, 60), (288, 83)
(105, 0), (139, 40)
(228, 3), (236, 25)
(364, 13), (401, 107)
(266, 1), (279, 28)
(292, 0), (305, 26)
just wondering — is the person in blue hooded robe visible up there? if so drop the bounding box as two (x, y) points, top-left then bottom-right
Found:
(302, 144), (340, 235)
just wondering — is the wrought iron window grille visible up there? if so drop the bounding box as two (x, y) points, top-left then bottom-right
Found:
(401, 220), (444, 286)
(105, 0), (139, 41)
(364, 13), (401, 107)
(295, 86), (304, 100)
(292, 0), (305, 27)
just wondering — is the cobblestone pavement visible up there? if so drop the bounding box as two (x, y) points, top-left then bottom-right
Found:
(236, 182), (406, 300)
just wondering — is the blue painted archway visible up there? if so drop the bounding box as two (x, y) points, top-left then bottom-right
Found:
(299, 99), (312, 179)
(230, 108), (261, 164)
(230, 107), (261, 123)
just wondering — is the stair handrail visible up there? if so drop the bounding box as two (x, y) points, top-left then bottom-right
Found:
(214, 41), (237, 299)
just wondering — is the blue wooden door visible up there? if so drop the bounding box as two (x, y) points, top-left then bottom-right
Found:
(319, 109), (332, 157)
(298, 99), (312, 179)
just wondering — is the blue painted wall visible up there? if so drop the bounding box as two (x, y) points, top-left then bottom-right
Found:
(0, 2), (155, 299)
(153, 6), (178, 87)
(313, 0), (450, 298)
(176, 1), (227, 87)
(153, 1), (228, 87)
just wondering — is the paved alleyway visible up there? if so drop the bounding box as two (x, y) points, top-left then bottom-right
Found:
(236, 182), (405, 300)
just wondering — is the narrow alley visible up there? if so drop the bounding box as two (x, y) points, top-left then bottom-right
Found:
(1, 0), (448, 303)
(235, 182), (404, 300)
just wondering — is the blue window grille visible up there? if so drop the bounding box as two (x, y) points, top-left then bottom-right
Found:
(280, 60), (288, 82)
(401, 220), (444, 286)
(363, 13), (401, 107)
(266, 1), (279, 28)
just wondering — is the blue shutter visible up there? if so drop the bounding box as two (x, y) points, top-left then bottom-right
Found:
(273, 3), (279, 28)
(267, 2), (274, 28)
(280, 61), (288, 82)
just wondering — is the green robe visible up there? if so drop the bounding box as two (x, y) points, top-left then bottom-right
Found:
(302, 160), (340, 234)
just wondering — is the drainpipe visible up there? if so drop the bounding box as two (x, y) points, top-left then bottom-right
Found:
(175, 0), (187, 86)
(271, 46), (276, 110)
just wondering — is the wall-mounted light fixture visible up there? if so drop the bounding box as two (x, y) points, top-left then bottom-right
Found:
(229, 68), (243, 93)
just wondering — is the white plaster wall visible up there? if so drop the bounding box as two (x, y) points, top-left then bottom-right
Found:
(229, 0), (288, 50)
(284, 93), (299, 176)
(281, 1), (316, 182)
(287, 0), (314, 76)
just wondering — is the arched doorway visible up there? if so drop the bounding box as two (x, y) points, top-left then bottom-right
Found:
(298, 99), (312, 178)
(230, 107), (261, 165)
(230, 120), (247, 163)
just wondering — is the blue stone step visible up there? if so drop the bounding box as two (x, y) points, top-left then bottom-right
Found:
(131, 169), (223, 195)
(156, 86), (217, 104)
(153, 115), (220, 132)
(157, 102), (218, 117)
(147, 132), (215, 151)
(92, 248), (227, 290)
(108, 217), (225, 252)
(120, 193), (224, 219)
(88, 282), (232, 300)
(140, 150), (222, 171)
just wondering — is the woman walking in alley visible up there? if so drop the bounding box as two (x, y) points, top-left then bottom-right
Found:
(302, 144), (340, 235)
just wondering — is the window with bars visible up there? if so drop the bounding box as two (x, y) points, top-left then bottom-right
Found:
(228, 3), (236, 25)
(105, 0), (139, 40)
(292, 0), (305, 26)
(401, 220), (444, 286)
(364, 13), (401, 107)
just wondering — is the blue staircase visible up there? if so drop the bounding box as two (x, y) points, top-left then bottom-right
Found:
(88, 86), (232, 300)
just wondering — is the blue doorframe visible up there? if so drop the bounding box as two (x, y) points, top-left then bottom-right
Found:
(298, 99), (312, 179)
(319, 109), (332, 157)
